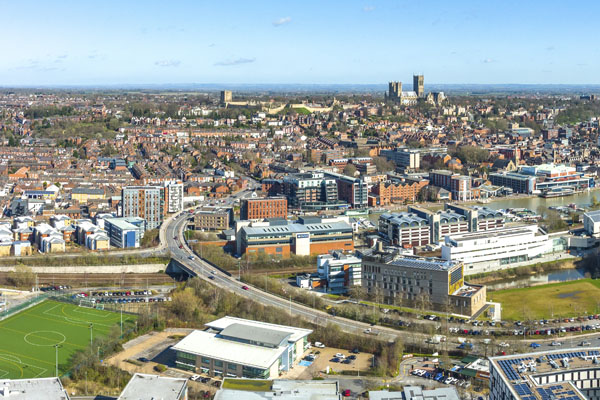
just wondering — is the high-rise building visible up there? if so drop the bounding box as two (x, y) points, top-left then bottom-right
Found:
(282, 172), (339, 209)
(220, 90), (232, 104)
(121, 186), (166, 230)
(164, 180), (184, 213)
(413, 74), (424, 97)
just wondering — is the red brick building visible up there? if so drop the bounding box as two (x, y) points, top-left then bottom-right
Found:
(240, 197), (288, 220)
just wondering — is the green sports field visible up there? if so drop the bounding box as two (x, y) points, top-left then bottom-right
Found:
(0, 300), (136, 379)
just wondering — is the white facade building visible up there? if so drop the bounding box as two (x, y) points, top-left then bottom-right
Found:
(583, 210), (600, 237)
(441, 225), (553, 275)
(165, 181), (184, 213)
(316, 251), (362, 293)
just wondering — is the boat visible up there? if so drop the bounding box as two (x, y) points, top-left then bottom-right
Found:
(539, 187), (578, 198)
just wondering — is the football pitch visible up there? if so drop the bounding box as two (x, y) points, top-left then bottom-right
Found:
(0, 300), (136, 379)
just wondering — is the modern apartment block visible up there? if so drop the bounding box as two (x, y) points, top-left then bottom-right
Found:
(360, 251), (486, 316)
(380, 148), (421, 169)
(164, 180), (184, 213)
(428, 170), (472, 201)
(489, 348), (599, 400)
(282, 172), (339, 209)
(489, 172), (536, 194)
(121, 186), (165, 230)
(240, 197), (287, 220)
(445, 204), (505, 232)
(408, 206), (469, 244)
(378, 212), (431, 247)
(326, 172), (368, 209)
(316, 251), (362, 293)
(172, 316), (312, 379)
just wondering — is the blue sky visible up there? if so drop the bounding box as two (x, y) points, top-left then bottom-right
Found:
(0, 0), (599, 86)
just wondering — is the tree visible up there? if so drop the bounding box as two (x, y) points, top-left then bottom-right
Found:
(8, 265), (35, 288)
(343, 164), (357, 176)
(373, 156), (395, 173)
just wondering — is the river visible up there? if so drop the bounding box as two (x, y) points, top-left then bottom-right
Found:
(482, 189), (600, 211)
(486, 268), (588, 291)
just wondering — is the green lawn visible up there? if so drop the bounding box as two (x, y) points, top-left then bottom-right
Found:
(489, 279), (600, 321)
(221, 378), (272, 391)
(0, 300), (136, 379)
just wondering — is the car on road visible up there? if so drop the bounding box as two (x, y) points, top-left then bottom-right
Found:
(314, 342), (325, 348)
(211, 270), (217, 274)
(580, 341), (592, 346)
(208, 276), (215, 280)
(530, 343), (541, 348)
(188, 255), (194, 260)
(138, 357), (149, 362)
(551, 341), (562, 346)
(241, 285), (249, 290)
(342, 390), (351, 397)
(179, 245), (183, 249)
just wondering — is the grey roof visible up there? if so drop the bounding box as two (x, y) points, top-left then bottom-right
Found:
(242, 220), (352, 236)
(388, 255), (460, 271)
(0, 378), (69, 400)
(584, 210), (600, 222)
(370, 387), (460, 400)
(118, 373), (187, 400)
(72, 187), (104, 195)
(214, 380), (341, 400)
(380, 213), (428, 227)
(220, 323), (291, 347)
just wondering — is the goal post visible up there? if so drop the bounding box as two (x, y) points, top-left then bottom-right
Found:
(79, 299), (95, 309)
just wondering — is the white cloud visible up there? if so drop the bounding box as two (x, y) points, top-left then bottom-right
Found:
(273, 17), (291, 27)
(154, 59), (181, 67)
(363, 5), (375, 12)
(482, 58), (495, 64)
(214, 57), (256, 66)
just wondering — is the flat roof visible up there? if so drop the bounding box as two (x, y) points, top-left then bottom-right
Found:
(206, 316), (312, 343)
(214, 379), (340, 400)
(0, 377), (69, 400)
(242, 221), (352, 236)
(171, 330), (285, 370)
(490, 348), (597, 400)
(447, 225), (539, 243)
(118, 373), (187, 400)
(387, 255), (461, 272)
(370, 387), (460, 400)
(220, 323), (291, 347)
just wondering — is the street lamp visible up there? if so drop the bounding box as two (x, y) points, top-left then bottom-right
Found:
(89, 323), (93, 348)
(54, 344), (61, 377)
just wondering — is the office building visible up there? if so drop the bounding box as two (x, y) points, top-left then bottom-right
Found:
(220, 90), (232, 104)
(240, 197), (287, 220)
(282, 172), (340, 210)
(381, 148), (421, 169)
(441, 225), (553, 275)
(215, 380), (341, 400)
(192, 207), (233, 231)
(413, 75), (425, 97)
(104, 217), (145, 248)
(445, 204), (505, 232)
(519, 164), (594, 193)
(238, 216), (354, 257)
(316, 251), (362, 293)
(489, 172), (536, 194)
(408, 206), (469, 244)
(370, 386), (459, 400)
(378, 212), (430, 247)
(361, 252), (486, 316)
(164, 180), (184, 213)
(119, 373), (188, 400)
(489, 348), (600, 400)
(583, 210), (600, 237)
(122, 186), (165, 230)
(172, 316), (312, 379)
(0, 377), (70, 399)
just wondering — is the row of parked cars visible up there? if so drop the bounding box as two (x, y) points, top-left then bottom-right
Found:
(40, 285), (72, 292)
(91, 290), (152, 297)
(411, 369), (471, 388)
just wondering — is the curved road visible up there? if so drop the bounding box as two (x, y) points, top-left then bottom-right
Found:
(164, 207), (600, 353)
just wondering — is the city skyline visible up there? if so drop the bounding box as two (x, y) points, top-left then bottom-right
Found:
(1, 0), (600, 86)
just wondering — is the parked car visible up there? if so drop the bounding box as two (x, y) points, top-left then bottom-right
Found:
(241, 285), (249, 290)
(550, 341), (562, 346)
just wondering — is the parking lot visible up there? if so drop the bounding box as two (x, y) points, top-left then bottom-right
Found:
(306, 346), (373, 374)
